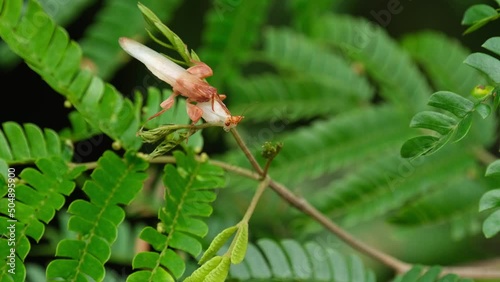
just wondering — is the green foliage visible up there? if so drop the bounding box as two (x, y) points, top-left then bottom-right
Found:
(461, 3), (500, 34)
(400, 91), (486, 159)
(479, 160), (500, 238)
(137, 2), (197, 65)
(58, 111), (101, 142)
(46, 151), (147, 281)
(309, 13), (432, 111)
(394, 265), (473, 282)
(0, 0), (98, 68)
(229, 239), (376, 281)
(0, 0), (142, 150)
(400, 31), (485, 94)
(309, 147), (487, 231)
(199, 0), (271, 88)
(224, 105), (414, 188)
(228, 28), (373, 121)
(1, 0), (499, 281)
(0, 122), (72, 165)
(79, 0), (181, 79)
(128, 151), (225, 281)
(0, 157), (84, 281)
(465, 37), (500, 84)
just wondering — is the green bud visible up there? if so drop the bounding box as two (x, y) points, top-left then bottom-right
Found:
(199, 225), (238, 265)
(471, 85), (494, 99)
(261, 141), (283, 159)
(231, 222), (248, 264)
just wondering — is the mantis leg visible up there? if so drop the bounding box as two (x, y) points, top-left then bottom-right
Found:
(186, 99), (204, 124)
(148, 93), (178, 120)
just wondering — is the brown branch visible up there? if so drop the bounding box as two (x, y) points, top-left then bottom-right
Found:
(72, 144), (500, 279)
(230, 128), (264, 176)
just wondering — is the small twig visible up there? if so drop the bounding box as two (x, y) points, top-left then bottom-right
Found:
(227, 128), (411, 273)
(241, 177), (271, 224)
(71, 143), (500, 279)
(230, 128), (264, 175)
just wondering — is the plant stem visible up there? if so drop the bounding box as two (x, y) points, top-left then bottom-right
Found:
(227, 128), (411, 271)
(73, 145), (500, 279)
(241, 177), (271, 224)
(229, 128), (264, 176)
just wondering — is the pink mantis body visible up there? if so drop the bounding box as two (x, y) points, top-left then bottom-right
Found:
(119, 37), (243, 131)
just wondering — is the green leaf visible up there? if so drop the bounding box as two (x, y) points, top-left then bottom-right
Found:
(483, 209), (500, 238)
(462, 4), (500, 34)
(205, 256), (231, 282)
(257, 239), (293, 278)
(230, 239), (375, 281)
(409, 111), (457, 135)
(280, 239), (312, 280)
(390, 178), (487, 229)
(464, 53), (500, 83)
(482, 37), (500, 56)
(224, 105), (413, 188)
(137, 2), (192, 65)
(462, 4), (498, 25)
(311, 13), (432, 111)
(47, 151), (148, 281)
(486, 160), (500, 177)
(199, 225), (238, 265)
(495, 87), (500, 109)
(475, 103), (491, 119)
(129, 150), (225, 280)
(230, 223), (248, 264)
(80, 0), (181, 79)
(428, 91), (475, 118)
(184, 256), (223, 282)
(229, 74), (365, 122)
(312, 148), (478, 228)
(199, 0), (271, 88)
(234, 243), (271, 279)
(0, 122), (68, 164)
(59, 111), (101, 142)
(0, 0), (142, 150)
(400, 136), (441, 159)
(401, 31), (486, 94)
(451, 113), (473, 142)
(0, 157), (84, 279)
(262, 28), (373, 101)
(479, 189), (500, 212)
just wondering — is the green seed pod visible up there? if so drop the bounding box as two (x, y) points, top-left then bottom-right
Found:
(184, 256), (223, 282)
(231, 222), (248, 264)
(199, 225), (238, 265)
(204, 256), (231, 282)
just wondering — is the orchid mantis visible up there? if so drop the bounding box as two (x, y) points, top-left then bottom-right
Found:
(119, 37), (243, 131)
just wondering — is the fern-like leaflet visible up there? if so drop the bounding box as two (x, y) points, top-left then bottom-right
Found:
(199, 0), (271, 88)
(0, 157), (85, 281)
(310, 13), (432, 112)
(0, 0), (143, 150)
(479, 160), (500, 238)
(128, 150), (225, 281)
(228, 28), (373, 122)
(46, 151), (148, 281)
(0, 122), (72, 167)
(400, 91), (490, 159)
(394, 265), (473, 282)
(229, 238), (376, 281)
(79, 0), (181, 79)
